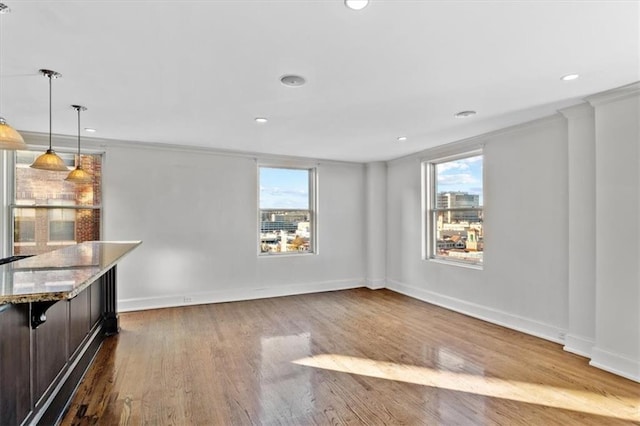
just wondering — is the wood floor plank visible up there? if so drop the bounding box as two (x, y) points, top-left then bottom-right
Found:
(62, 289), (640, 425)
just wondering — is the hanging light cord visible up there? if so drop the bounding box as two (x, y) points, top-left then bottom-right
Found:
(48, 74), (52, 150)
(76, 106), (81, 156)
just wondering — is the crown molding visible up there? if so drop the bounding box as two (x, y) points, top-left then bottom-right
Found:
(586, 81), (640, 107)
(17, 131), (363, 167)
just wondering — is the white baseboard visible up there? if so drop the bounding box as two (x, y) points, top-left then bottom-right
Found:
(590, 347), (640, 383)
(118, 278), (365, 312)
(365, 278), (385, 290)
(563, 333), (594, 358)
(386, 278), (565, 344)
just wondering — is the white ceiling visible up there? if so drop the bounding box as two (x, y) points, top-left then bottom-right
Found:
(1, 0), (639, 162)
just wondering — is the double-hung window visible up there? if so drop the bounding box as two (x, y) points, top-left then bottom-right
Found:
(259, 166), (316, 255)
(425, 151), (483, 266)
(11, 150), (102, 256)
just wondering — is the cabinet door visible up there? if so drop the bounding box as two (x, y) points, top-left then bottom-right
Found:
(69, 289), (90, 357)
(0, 304), (31, 426)
(34, 301), (69, 404)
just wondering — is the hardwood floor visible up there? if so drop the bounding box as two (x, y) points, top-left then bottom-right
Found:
(62, 289), (640, 425)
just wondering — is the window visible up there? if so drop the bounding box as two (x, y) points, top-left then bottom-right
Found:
(426, 152), (483, 266)
(259, 166), (316, 255)
(11, 150), (102, 255)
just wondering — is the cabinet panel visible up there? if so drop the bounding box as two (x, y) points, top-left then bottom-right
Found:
(34, 301), (69, 403)
(69, 290), (90, 356)
(0, 304), (31, 425)
(90, 278), (102, 327)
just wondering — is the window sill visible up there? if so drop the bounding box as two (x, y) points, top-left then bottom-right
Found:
(259, 252), (316, 258)
(428, 257), (483, 270)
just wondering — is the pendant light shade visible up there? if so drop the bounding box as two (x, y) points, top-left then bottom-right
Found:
(0, 116), (27, 150)
(31, 69), (68, 171)
(65, 105), (92, 184)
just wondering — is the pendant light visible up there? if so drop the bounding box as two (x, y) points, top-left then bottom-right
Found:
(30, 69), (68, 171)
(0, 117), (26, 150)
(0, 3), (27, 150)
(65, 105), (92, 184)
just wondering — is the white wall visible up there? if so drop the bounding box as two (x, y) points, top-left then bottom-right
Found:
(364, 162), (387, 289)
(386, 116), (570, 343)
(588, 84), (640, 381)
(101, 145), (367, 311)
(560, 103), (596, 357)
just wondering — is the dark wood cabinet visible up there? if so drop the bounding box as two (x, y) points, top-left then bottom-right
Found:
(0, 278), (112, 425)
(0, 304), (31, 426)
(0, 242), (139, 425)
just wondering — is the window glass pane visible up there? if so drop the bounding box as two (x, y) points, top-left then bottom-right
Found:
(435, 155), (483, 207)
(259, 167), (309, 209)
(259, 167), (313, 254)
(12, 208), (100, 255)
(15, 151), (102, 206)
(431, 155), (483, 265)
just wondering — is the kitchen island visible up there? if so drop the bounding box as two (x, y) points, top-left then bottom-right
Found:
(0, 241), (141, 426)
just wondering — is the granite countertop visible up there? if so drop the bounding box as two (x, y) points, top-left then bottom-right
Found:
(0, 241), (141, 305)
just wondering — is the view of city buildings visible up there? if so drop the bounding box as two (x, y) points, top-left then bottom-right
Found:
(260, 210), (311, 253)
(259, 166), (313, 255)
(435, 191), (483, 263)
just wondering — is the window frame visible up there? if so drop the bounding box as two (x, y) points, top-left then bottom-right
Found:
(257, 164), (318, 257)
(423, 149), (484, 269)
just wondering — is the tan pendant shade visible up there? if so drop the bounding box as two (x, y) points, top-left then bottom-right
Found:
(65, 165), (92, 183)
(65, 104), (92, 184)
(0, 117), (27, 150)
(31, 69), (67, 171)
(31, 148), (69, 171)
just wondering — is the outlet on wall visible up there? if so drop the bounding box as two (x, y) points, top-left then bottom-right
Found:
(183, 296), (192, 303)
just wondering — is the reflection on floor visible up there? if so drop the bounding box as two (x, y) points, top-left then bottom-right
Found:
(62, 288), (640, 425)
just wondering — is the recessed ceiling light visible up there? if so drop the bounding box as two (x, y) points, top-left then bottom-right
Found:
(255, 117), (268, 123)
(454, 110), (477, 118)
(345, 0), (369, 10)
(280, 75), (306, 87)
(561, 74), (580, 81)
(397, 136), (407, 141)
(84, 128), (96, 133)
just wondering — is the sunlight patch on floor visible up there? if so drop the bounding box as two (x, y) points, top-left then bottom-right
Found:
(292, 354), (640, 422)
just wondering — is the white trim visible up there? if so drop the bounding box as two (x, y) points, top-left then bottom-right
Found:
(386, 278), (565, 344)
(365, 278), (385, 290)
(563, 334), (594, 358)
(118, 278), (365, 312)
(585, 81), (640, 107)
(389, 114), (563, 165)
(19, 131), (360, 166)
(590, 347), (640, 383)
(558, 102), (594, 120)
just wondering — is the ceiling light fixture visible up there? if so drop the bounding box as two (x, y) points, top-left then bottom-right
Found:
(397, 136), (407, 141)
(280, 75), (306, 87)
(84, 128), (96, 133)
(31, 69), (68, 171)
(255, 117), (268, 123)
(454, 110), (477, 118)
(0, 3), (27, 150)
(561, 74), (579, 81)
(65, 105), (92, 184)
(345, 0), (369, 10)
